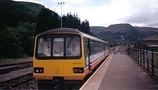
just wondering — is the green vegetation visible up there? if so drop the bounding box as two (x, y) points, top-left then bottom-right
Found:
(0, 0), (90, 59)
(0, 22), (35, 58)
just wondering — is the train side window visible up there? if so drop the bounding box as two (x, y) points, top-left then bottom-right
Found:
(37, 37), (51, 57)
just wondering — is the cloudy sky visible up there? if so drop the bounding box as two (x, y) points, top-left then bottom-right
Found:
(14, 0), (158, 28)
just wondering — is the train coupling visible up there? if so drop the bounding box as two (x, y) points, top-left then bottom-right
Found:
(52, 77), (65, 89)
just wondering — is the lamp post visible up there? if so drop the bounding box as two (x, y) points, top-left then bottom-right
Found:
(121, 35), (123, 46)
(58, 2), (65, 28)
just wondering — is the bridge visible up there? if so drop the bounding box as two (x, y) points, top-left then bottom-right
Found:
(80, 46), (158, 90)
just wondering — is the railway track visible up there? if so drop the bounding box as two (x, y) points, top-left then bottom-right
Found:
(0, 61), (32, 74)
(0, 61), (34, 89)
(0, 73), (34, 89)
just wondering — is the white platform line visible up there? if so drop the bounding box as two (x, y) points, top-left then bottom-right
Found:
(79, 54), (113, 90)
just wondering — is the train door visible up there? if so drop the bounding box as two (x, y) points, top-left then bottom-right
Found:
(84, 38), (91, 72)
(87, 39), (91, 71)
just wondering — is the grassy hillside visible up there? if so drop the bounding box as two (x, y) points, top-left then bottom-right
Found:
(0, 0), (44, 27)
(0, 0), (45, 58)
(90, 26), (107, 34)
(0, 0), (89, 58)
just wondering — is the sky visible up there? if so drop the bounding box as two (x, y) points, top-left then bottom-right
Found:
(14, 0), (158, 28)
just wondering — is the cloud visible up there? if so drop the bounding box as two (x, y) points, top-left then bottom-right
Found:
(124, 0), (158, 27)
(52, 0), (84, 4)
(81, 0), (158, 27)
(14, 0), (158, 28)
(77, 0), (133, 26)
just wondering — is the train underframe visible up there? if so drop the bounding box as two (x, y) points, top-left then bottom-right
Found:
(37, 78), (84, 90)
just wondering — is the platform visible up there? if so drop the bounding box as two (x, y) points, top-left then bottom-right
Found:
(80, 53), (158, 90)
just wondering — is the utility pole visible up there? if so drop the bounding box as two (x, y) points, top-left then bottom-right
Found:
(58, 2), (65, 28)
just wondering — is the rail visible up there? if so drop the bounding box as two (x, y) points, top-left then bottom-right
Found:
(128, 48), (158, 81)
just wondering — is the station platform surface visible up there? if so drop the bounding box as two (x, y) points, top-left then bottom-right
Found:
(80, 53), (158, 90)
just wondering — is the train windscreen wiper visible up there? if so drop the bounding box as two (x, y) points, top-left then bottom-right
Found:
(67, 36), (74, 48)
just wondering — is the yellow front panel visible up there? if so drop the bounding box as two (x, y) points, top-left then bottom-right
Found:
(33, 57), (85, 80)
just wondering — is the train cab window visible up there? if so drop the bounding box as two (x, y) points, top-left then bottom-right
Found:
(53, 38), (64, 57)
(66, 36), (80, 57)
(37, 37), (51, 57)
(36, 34), (81, 59)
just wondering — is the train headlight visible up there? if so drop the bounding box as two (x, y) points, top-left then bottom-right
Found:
(34, 67), (44, 73)
(73, 67), (84, 73)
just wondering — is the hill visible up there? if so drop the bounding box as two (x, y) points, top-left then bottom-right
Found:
(134, 27), (158, 36)
(90, 26), (107, 34)
(0, 0), (46, 58)
(107, 24), (134, 33)
(0, 0), (44, 27)
(90, 24), (158, 46)
(0, 0), (89, 58)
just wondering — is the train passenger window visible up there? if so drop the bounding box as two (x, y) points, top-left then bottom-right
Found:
(37, 38), (51, 57)
(90, 41), (105, 55)
(66, 36), (80, 57)
(53, 38), (64, 57)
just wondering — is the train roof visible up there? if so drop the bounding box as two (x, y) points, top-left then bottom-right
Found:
(38, 28), (108, 43)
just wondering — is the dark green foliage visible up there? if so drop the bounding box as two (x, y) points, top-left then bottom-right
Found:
(35, 8), (60, 35)
(0, 0), (39, 27)
(36, 12), (90, 35)
(81, 19), (90, 34)
(0, 0), (90, 58)
(0, 22), (35, 58)
(62, 13), (81, 29)
(16, 22), (35, 56)
(0, 26), (23, 58)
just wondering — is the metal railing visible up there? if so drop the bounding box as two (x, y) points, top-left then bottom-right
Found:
(128, 48), (158, 80)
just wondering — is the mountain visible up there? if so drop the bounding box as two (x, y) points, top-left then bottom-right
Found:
(90, 24), (158, 46)
(134, 27), (158, 36)
(107, 24), (134, 33)
(90, 26), (107, 34)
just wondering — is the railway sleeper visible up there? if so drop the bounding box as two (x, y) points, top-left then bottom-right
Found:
(0, 65), (21, 74)
(0, 64), (32, 74)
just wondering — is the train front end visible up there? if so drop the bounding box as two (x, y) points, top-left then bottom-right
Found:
(33, 29), (86, 86)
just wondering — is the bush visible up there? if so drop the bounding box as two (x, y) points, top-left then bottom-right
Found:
(0, 22), (35, 58)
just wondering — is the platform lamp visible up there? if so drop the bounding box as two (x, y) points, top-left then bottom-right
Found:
(58, 2), (65, 28)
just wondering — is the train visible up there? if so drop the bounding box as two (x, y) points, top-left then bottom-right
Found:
(33, 28), (109, 89)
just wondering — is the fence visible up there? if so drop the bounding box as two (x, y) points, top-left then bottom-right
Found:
(128, 48), (158, 80)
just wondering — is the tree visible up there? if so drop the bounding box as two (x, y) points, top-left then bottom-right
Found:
(35, 8), (60, 35)
(16, 21), (35, 56)
(62, 13), (81, 29)
(0, 22), (35, 58)
(0, 27), (23, 58)
(81, 19), (90, 34)
(0, 0), (36, 27)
